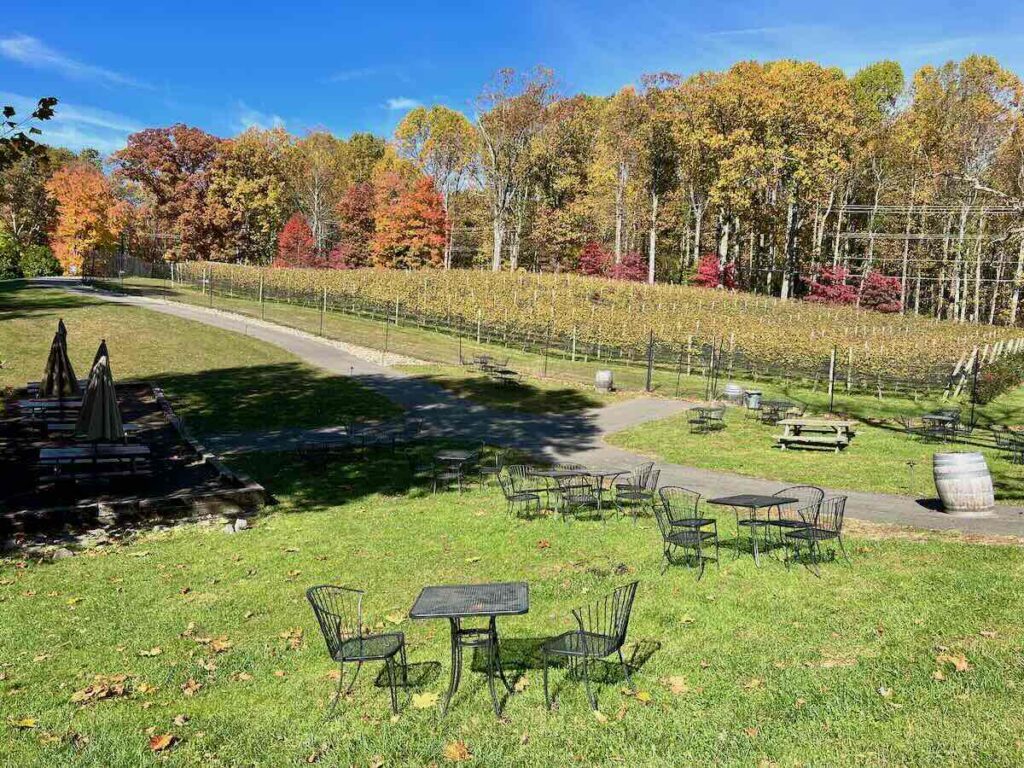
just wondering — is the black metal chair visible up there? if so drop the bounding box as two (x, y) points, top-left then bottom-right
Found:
(689, 406), (725, 434)
(898, 415), (924, 439)
(477, 444), (506, 486)
(784, 496), (849, 577)
(306, 585), (407, 714)
(497, 468), (541, 517)
(507, 464), (551, 507)
(553, 472), (601, 522)
(654, 492), (718, 578)
(542, 581), (639, 711)
(767, 485), (824, 541)
(614, 468), (660, 523)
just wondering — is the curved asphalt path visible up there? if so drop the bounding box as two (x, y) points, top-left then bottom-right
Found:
(53, 279), (1024, 538)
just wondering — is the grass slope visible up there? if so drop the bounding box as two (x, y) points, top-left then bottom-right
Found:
(2, 452), (1023, 767)
(0, 282), (398, 435)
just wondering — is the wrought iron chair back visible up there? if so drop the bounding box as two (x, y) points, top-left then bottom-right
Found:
(659, 486), (702, 523)
(805, 496), (846, 534)
(619, 462), (654, 490)
(572, 581), (639, 657)
(644, 468), (661, 493)
(307, 585), (363, 660)
(774, 485), (824, 523)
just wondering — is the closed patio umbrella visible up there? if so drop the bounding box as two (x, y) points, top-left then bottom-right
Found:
(75, 355), (124, 442)
(39, 321), (80, 398)
(87, 339), (110, 386)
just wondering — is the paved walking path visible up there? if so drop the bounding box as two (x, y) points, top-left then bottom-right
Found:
(59, 280), (1024, 537)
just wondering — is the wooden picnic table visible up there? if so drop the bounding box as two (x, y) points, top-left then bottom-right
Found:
(38, 444), (151, 481)
(775, 418), (855, 452)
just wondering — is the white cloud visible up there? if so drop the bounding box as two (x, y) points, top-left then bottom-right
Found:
(234, 101), (285, 132)
(384, 97), (421, 111)
(0, 34), (148, 88)
(0, 91), (141, 154)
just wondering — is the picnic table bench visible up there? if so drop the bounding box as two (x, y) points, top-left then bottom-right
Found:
(38, 444), (151, 481)
(775, 418), (856, 453)
(26, 379), (89, 395)
(43, 421), (141, 439)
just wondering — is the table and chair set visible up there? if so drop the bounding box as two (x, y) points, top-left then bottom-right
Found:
(464, 354), (522, 385)
(307, 580), (641, 718)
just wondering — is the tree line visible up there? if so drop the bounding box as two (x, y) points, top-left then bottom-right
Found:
(5, 55), (1024, 325)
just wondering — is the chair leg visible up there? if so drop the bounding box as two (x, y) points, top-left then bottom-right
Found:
(808, 539), (821, 578)
(837, 534), (851, 565)
(581, 657), (598, 711)
(386, 656), (398, 714)
(617, 648), (634, 689)
(542, 651), (552, 711)
(327, 661), (344, 715)
(400, 643), (409, 686)
(344, 660), (362, 696)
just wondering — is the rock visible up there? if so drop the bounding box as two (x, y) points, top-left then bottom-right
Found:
(52, 547), (75, 560)
(233, 518), (249, 532)
(222, 523), (236, 535)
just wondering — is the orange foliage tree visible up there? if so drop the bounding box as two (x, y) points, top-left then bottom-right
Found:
(46, 162), (125, 274)
(275, 212), (316, 267)
(370, 175), (446, 268)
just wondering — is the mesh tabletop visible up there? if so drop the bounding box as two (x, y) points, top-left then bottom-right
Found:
(436, 449), (475, 462)
(409, 582), (529, 619)
(707, 494), (798, 509)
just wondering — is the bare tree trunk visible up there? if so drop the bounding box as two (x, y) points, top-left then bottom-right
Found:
(647, 189), (658, 284)
(972, 211), (986, 323)
(491, 211), (504, 272)
(952, 202), (969, 322)
(780, 194), (797, 300)
(989, 258), (1002, 325)
(614, 162), (626, 263)
(1009, 236), (1024, 326)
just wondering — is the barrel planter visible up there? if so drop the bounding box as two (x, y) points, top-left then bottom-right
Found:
(723, 383), (744, 403)
(595, 369), (614, 393)
(744, 389), (763, 409)
(933, 452), (995, 516)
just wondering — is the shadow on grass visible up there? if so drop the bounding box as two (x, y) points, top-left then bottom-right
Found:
(159, 363), (401, 435)
(407, 371), (605, 415)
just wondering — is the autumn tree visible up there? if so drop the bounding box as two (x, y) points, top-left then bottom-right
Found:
(476, 67), (556, 271)
(0, 146), (74, 249)
(332, 181), (375, 268)
(275, 212), (316, 267)
(283, 132), (347, 259)
(46, 162), (126, 274)
(113, 124), (224, 260)
(395, 105), (476, 268)
(0, 97), (57, 172)
(207, 127), (290, 263)
(371, 175), (446, 269)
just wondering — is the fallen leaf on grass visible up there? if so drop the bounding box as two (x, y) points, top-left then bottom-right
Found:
(181, 678), (202, 696)
(279, 628), (304, 649)
(286, 570), (302, 579)
(233, 672), (253, 682)
(149, 733), (177, 752)
(877, 686), (893, 698)
(744, 727), (760, 738)
(71, 675), (129, 704)
(137, 682), (158, 694)
(513, 676), (529, 693)
(32, 654), (50, 663)
(662, 676), (691, 695)
(592, 710), (609, 724)
(464, 556), (481, 564)
(935, 652), (971, 672)
(634, 690), (652, 704)
(9, 716), (38, 729)
(443, 740), (472, 762)
(138, 647), (162, 657)
(743, 678), (764, 690)
(537, 540), (551, 549)
(208, 637), (233, 654)
(385, 613), (405, 626)
(794, 698), (807, 710)
(273, 670), (286, 678)
(979, 630), (997, 639)
(412, 692), (439, 709)
(932, 670), (947, 682)
(173, 714), (189, 726)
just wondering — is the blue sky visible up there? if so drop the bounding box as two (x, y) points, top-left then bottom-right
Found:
(3, 0), (1024, 155)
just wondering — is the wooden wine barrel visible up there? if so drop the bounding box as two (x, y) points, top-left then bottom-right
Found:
(595, 369), (614, 393)
(933, 452), (995, 516)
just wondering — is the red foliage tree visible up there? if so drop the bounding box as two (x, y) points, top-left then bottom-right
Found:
(275, 213), (316, 267)
(860, 271), (902, 313)
(692, 254), (737, 289)
(608, 251), (647, 282)
(331, 182), (376, 268)
(371, 175), (446, 268)
(578, 241), (612, 276)
(805, 266), (857, 305)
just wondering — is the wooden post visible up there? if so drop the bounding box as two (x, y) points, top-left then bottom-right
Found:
(686, 335), (693, 376)
(476, 309), (482, 344)
(846, 348), (853, 392)
(827, 347), (837, 413)
(571, 325), (577, 362)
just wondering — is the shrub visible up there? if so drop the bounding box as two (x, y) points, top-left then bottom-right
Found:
(19, 245), (62, 277)
(608, 251), (646, 282)
(805, 266), (856, 305)
(974, 353), (1024, 404)
(860, 271), (902, 313)
(578, 241), (612, 276)
(0, 230), (22, 280)
(692, 254), (736, 289)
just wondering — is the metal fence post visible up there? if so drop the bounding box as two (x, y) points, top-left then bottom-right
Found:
(645, 330), (655, 393)
(543, 322), (551, 377)
(320, 286), (326, 336)
(827, 346), (837, 414)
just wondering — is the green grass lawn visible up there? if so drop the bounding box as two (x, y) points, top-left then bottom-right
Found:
(607, 383), (1024, 503)
(0, 282), (398, 435)
(2, 451), (1023, 767)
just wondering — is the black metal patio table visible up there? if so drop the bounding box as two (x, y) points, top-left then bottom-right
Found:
(435, 449), (477, 492)
(706, 494), (798, 566)
(409, 582), (528, 716)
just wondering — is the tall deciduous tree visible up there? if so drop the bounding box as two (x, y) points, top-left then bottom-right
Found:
(113, 124), (224, 260)
(275, 212), (316, 267)
(371, 175), (446, 269)
(284, 132), (347, 259)
(46, 162), (126, 274)
(395, 105), (476, 268)
(476, 67), (556, 271)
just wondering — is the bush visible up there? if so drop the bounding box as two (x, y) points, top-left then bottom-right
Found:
(974, 353), (1024, 404)
(578, 241), (612, 276)
(860, 271), (902, 313)
(608, 251), (646, 282)
(692, 254), (736, 289)
(0, 230), (22, 280)
(19, 245), (62, 277)
(805, 266), (856, 305)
